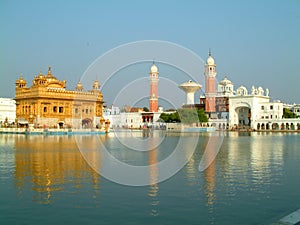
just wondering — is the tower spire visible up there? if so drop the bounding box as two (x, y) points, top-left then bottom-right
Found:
(209, 48), (212, 56)
(149, 63), (159, 112)
(48, 66), (52, 76)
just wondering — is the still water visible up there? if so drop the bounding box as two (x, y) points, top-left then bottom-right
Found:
(0, 131), (299, 225)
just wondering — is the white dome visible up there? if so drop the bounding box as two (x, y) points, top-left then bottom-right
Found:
(219, 77), (232, 85)
(150, 64), (158, 73)
(206, 55), (215, 65)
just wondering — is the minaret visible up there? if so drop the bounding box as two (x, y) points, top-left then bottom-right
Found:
(205, 50), (216, 113)
(149, 62), (159, 112)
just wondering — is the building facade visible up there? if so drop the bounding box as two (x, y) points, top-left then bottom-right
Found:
(15, 67), (108, 129)
(198, 53), (300, 130)
(0, 98), (16, 125)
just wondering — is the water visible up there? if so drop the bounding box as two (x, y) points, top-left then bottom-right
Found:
(0, 131), (299, 225)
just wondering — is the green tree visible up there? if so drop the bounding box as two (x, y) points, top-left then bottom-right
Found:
(159, 108), (208, 123)
(143, 107), (149, 112)
(197, 109), (208, 122)
(283, 108), (297, 118)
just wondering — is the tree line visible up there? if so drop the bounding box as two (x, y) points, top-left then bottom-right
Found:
(159, 108), (208, 123)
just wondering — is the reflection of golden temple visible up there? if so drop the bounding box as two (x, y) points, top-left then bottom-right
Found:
(14, 135), (101, 204)
(15, 67), (109, 129)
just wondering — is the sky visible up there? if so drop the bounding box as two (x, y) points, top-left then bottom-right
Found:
(1, 0), (299, 108)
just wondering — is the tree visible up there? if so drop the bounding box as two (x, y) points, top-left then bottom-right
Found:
(197, 109), (208, 122)
(283, 108), (297, 118)
(159, 112), (180, 123)
(143, 107), (149, 112)
(159, 108), (208, 123)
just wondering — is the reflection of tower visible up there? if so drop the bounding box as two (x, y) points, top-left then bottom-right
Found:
(149, 63), (159, 112)
(179, 80), (202, 105)
(205, 50), (216, 113)
(148, 135), (159, 217)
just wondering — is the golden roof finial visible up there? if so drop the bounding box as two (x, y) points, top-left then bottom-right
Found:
(48, 66), (52, 75)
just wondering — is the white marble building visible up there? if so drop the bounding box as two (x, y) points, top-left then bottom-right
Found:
(212, 76), (300, 130)
(228, 85), (283, 130)
(103, 105), (164, 129)
(0, 98), (16, 124)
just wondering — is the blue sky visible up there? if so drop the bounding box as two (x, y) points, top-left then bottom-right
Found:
(1, 0), (299, 107)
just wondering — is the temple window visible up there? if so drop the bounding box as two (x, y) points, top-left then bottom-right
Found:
(261, 106), (264, 110)
(59, 107), (63, 113)
(86, 109), (89, 114)
(53, 106), (57, 113)
(44, 107), (47, 113)
(270, 105), (273, 110)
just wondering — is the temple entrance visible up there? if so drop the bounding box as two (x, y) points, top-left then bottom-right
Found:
(235, 107), (251, 127)
(58, 121), (64, 129)
(141, 112), (154, 128)
(82, 118), (92, 128)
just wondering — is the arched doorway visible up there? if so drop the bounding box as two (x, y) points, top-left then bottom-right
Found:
(235, 106), (251, 128)
(82, 118), (93, 128)
(272, 123), (279, 130)
(58, 121), (64, 129)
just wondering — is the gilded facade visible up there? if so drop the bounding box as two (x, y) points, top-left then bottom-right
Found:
(15, 67), (107, 128)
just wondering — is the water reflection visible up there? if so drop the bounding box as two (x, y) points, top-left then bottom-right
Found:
(148, 132), (159, 217)
(250, 133), (284, 188)
(225, 132), (284, 194)
(12, 135), (101, 204)
(148, 149), (159, 216)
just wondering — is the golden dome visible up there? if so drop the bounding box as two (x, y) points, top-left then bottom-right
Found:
(93, 80), (100, 90)
(76, 81), (83, 91)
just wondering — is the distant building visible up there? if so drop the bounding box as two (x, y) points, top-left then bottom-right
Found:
(229, 86), (283, 130)
(291, 104), (300, 117)
(0, 98), (16, 124)
(103, 105), (163, 129)
(199, 52), (300, 130)
(15, 67), (108, 128)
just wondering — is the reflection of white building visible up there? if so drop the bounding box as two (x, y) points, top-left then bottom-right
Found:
(0, 98), (16, 124)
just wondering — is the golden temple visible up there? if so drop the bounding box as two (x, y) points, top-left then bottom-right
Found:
(15, 67), (108, 129)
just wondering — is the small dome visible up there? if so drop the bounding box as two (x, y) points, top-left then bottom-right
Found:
(150, 63), (158, 73)
(206, 55), (215, 65)
(76, 81), (83, 91)
(219, 76), (232, 85)
(93, 80), (100, 90)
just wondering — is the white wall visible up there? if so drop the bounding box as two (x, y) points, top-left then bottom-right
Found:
(0, 98), (16, 123)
